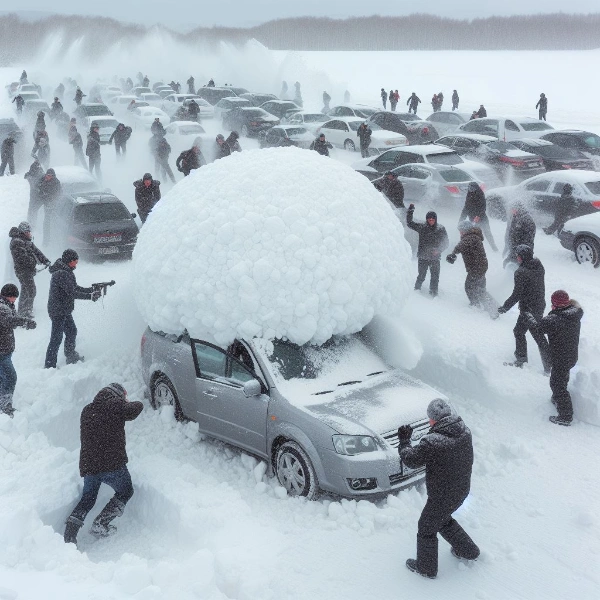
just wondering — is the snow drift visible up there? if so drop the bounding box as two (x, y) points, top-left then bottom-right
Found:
(132, 147), (412, 345)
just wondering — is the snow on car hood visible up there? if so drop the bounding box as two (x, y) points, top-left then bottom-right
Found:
(562, 212), (600, 234)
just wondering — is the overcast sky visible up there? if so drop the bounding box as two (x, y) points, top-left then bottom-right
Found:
(6, 1), (600, 29)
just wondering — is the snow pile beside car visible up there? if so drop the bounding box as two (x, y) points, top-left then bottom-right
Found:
(132, 147), (412, 345)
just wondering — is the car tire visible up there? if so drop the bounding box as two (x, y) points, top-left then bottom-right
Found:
(344, 139), (356, 151)
(275, 441), (318, 500)
(574, 236), (600, 267)
(487, 194), (506, 221)
(241, 124), (249, 137)
(151, 375), (185, 421)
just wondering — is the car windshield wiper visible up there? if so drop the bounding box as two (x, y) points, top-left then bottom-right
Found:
(366, 371), (385, 376)
(337, 380), (362, 386)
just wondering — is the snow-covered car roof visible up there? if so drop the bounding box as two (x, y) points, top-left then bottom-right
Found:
(323, 117), (365, 124)
(439, 133), (497, 142)
(52, 166), (100, 187)
(88, 116), (119, 123)
(402, 144), (456, 155)
(519, 169), (600, 185)
(511, 138), (554, 146)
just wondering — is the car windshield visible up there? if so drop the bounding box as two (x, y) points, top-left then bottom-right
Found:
(354, 108), (377, 117)
(178, 125), (204, 134)
(84, 106), (111, 116)
(439, 169), (473, 182)
(73, 202), (131, 225)
(96, 119), (119, 129)
(519, 122), (553, 131)
(536, 145), (582, 159)
(303, 114), (329, 123)
(426, 152), (463, 165)
(348, 121), (363, 131)
(583, 135), (600, 149)
(486, 141), (516, 152)
(285, 127), (308, 136)
(585, 181), (600, 194)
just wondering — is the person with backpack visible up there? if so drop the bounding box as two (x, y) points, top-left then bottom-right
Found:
(357, 122), (372, 158)
(108, 123), (132, 157)
(176, 143), (206, 176)
(86, 124), (102, 179)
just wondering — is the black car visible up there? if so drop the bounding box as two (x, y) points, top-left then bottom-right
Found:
(511, 138), (594, 172)
(239, 93), (278, 107)
(258, 126), (314, 149)
(50, 192), (139, 260)
(196, 87), (239, 105)
(223, 107), (279, 137)
(541, 130), (600, 159)
(259, 100), (301, 120)
(367, 112), (439, 144)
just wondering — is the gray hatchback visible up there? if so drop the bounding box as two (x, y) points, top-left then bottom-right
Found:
(141, 328), (443, 499)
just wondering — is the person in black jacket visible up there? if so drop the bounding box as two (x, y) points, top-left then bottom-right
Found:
(176, 144), (206, 176)
(74, 87), (85, 106)
(152, 136), (175, 183)
(357, 122), (372, 158)
(150, 118), (166, 137)
(44, 249), (100, 369)
(226, 131), (242, 152)
(133, 173), (161, 223)
(497, 244), (551, 371)
(374, 171), (405, 209)
(407, 93), (421, 114)
(0, 283), (36, 417)
(108, 123), (132, 157)
(460, 182), (498, 251)
(64, 383), (143, 544)
(476, 105), (487, 118)
(407, 205), (449, 297)
(526, 290), (582, 426)
(86, 124), (102, 179)
(24, 160), (45, 225)
(0, 135), (17, 176)
(380, 88), (387, 109)
(503, 203), (536, 267)
(69, 127), (87, 168)
(50, 97), (63, 121)
(309, 133), (333, 157)
(187, 99), (200, 121)
(452, 90), (459, 111)
(215, 134), (231, 159)
(535, 93), (548, 121)
(399, 398), (479, 579)
(389, 90), (397, 112)
(543, 184), (578, 235)
(33, 112), (46, 140)
(9, 221), (50, 317)
(38, 168), (62, 246)
(322, 91), (331, 112)
(12, 94), (24, 113)
(187, 76), (195, 94)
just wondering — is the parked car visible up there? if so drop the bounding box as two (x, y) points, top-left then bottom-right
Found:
(22, 99), (51, 121)
(131, 106), (171, 130)
(196, 87), (240, 105)
(213, 97), (252, 121)
(239, 92), (278, 107)
(130, 86), (152, 98)
(141, 328), (442, 499)
(138, 92), (163, 108)
(366, 112), (439, 144)
(53, 166), (101, 195)
(109, 95), (138, 113)
(327, 104), (378, 119)
(540, 130), (600, 168)
(559, 212), (600, 267)
(486, 170), (600, 223)
(283, 111), (331, 134)
(74, 103), (114, 119)
(457, 116), (554, 141)
(510, 138), (594, 172)
(161, 94), (205, 117)
(373, 163), (484, 206)
(425, 111), (472, 136)
(352, 144), (501, 188)
(165, 121), (212, 155)
(317, 118), (407, 152)
(259, 100), (302, 120)
(223, 107), (279, 137)
(16, 83), (40, 96)
(259, 126), (314, 149)
(436, 134), (546, 183)
(81, 116), (120, 144)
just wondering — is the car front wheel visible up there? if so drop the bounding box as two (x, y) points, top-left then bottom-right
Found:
(275, 441), (318, 499)
(344, 139), (356, 151)
(151, 375), (185, 421)
(574, 236), (600, 267)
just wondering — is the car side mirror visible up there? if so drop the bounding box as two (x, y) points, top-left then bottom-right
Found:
(243, 379), (262, 398)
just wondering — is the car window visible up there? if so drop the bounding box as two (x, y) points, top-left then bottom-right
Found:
(323, 120), (340, 130)
(348, 121), (362, 131)
(394, 153), (422, 166)
(229, 359), (255, 384)
(439, 169), (473, 183)
(394, 165), (414, 177)
(552, 182), (568, 194)
(525, 179), (551, 192)
(519, 122), (552, 131)
(193, 342), (227, 379)
(304, 114), (328, 123)
(338, 107), (353, 116)
(425, 152), (462, 165)
(505, 120), (520, 132)
(453, 138), (476, 150)
(373, 150), (401, 167)
(73, 202), (131, 225)
(409, 167), (431, 180)
(585, 181), (600, 194)
(288, 114), (301, 124)
(554, 135), (578, 148)
(583, 135), (600, 149)
(436, 136), (454, 146)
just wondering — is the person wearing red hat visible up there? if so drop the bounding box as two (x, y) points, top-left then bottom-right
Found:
(526, 290), (583, 426)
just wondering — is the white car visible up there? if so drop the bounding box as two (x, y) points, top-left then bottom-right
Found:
(426, 111), (472, 137)
(318, 117), (407, 152)
(161, 94), (213, 119)
(284, 111), (331, 134)
(559, 212), (600, 267)
(82, 116), (120, 144)
(52, 166), (101, 195)
(110, 95), (138, 113)
(131, 86), (152, 97)
(457, 116), (554, 141)
(165, 121), (213, 155)
(139, 92), (163, 108)
(214, 97), (252, 121)
(327, 104), (379, 119)
(131, 106), (171, 130)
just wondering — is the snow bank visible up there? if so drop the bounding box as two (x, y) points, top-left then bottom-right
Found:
(132, 147), (412, 345)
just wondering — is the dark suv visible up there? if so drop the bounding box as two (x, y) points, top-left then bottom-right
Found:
(541, 130), (600, 158)
(223, 107), (279, 137)
(196, 87), (239, 105)
(367, 112), (439, 144)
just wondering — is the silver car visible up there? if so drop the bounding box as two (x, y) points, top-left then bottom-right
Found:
(426, 111), (472, 137)
(141, 328), (443, 499)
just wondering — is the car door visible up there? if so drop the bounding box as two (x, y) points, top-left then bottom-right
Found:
(265, 128), (282, 147)
(547, 181), (587, 218)
(191, 340), (269, 456)
(522, 178), (554, 213)
(371, 150), (401, 173)
(394, 165), (429, 202)
(322, 120), (343, 146)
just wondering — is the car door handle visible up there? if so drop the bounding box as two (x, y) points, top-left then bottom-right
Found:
(203, 391), (217, 398)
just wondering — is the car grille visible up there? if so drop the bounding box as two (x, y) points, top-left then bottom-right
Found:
(383, 419), (429, 486)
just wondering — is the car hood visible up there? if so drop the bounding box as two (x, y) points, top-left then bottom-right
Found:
(562, 212), (600, 234)
(370, 130), (406, 141)
(295, 370), (442, 435)
(288, 132), (314, 142)
(351, 157), (378, 172)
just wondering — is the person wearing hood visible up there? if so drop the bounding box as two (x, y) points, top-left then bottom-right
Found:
(497, 244), (551, 371)
(150, 135), (175, 184)
(0, 134), (17, 176)
(310, 133), (333, 157)
(108, 123), (132, 157)
(207, 78), (215, 87)
(86, 124), (102, 179)
(187, 76), (195, 95)
(9, 221), (50, 317)
(503, 202), (536, 267)
(187, 99), (200, 121)
(44, 249), (100, 369)
(225, 131), (242, 153)
(322, 91), (331, 112)
(64, 383), (143, 544)
(452, 90), (459, 111)
(0, 283), (36, 417)
(535, 93), (548, 121)
(398, 398), (480, 579)
(176, 143), (206, 176)
(33, 112), (46, 140)
(380, 87), (387, 109)
(133, 173), (161, 223)
(150, 118), (166, 137)
(407, 92), (421, 114)
(38, 168), (62, 246)
(476, 105), (487, 118)
(526, 290), (583, 426)
(50, 97), (63, 121)
(357, 122), (372, 158)
(215, 134), (231, 160)
(543, 183), (578, 236)
(374, 171), (405, 209)
(389, 89), (398, 112)
(460, 182), (498, 251)
(407, 205), (449, 297)
(20, 70), (28, 83)
(69, 127), (87, 168)
(12, 94), (24, 113)
(31, 135), (50, 170)
(74, 87), (85, 106)
(24, 160), (45, 225)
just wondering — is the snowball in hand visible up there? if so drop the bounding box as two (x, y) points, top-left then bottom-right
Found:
(132, 147), (412, 346)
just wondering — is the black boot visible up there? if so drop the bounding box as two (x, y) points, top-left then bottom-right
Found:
(406, 559), (436, 579)
(65, 352), (85, 365)
(90, 497), (125, 537)
(0, 394), (15, 418)
(64, 516), (83, 544)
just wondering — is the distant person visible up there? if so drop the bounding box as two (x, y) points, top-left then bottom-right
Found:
(142, 75), (150, 87)
(176, 144), (206, 176)
(431, 94), (439, 112)
(150, 118), (166, 137)
(470, 111), (479, 120)
(280, 81), (289, 99)
(215, 134), (231, 160)
(38, 168), (62, 246)
(476, 104), (487, 118)
(86, 124), (102, 179)
(294, 82), (303, 108)
(0, 134), (17, 176)
(24, 160), (45, 226)
(154, 136), (176, 184)
(322, 91), (331, 112)
(133, 173), (161, 223)
(12, 94), (24, 114)
(374, 171), (405, 209)
(207, 78), (215, 87)
(225, 131), (242, 152)
(407, 92), (421, 114)
(357, 122), (372, 158)
(310, 133), (333, 157)
(459, 182), (498, 251)
(69, 127), (87, 168)
(108, 123), (132, 157)
(389, 89), (397, 112)
(543, 184), (578, 235)
(74, 87), (85, 106)
(452, 90), (459, 111)
(187, 99), (200, 121)
(536, 93), (548, 121)
(33, 111), (46, 139)
(380, 88), (387, 109)
(50, 97), (63, 121)
(20, 70), (28, 83)
(503, 203), (536, 268)
(344, 90), (351, 103)
(437, 92), (444, 110)
(187, 76), (195, 94)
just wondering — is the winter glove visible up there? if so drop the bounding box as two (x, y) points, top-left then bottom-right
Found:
(446, 254), (457, 264)
(397, 425), (413, 448)
(91, 290), (101, 302)
(408, 203), (415, 211)
(497, 306), (508, 315)
(25, 319), (37, 330)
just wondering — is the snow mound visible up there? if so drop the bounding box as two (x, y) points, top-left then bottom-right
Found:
(132, 147), (411, 345)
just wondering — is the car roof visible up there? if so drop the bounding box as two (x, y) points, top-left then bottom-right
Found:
(441, 133), (497, 141)
(80, 103), (107, 107)
(391, 144), (454, 154)
(512, 138), (553, 146)
(547, 129), (596, 136)
(53, 165), (99, 182)
(394, 162), (471, 173)
(69, 193), (122, 204)
(324, 117), (364, 124)
(88, 116), (118, 122)
(524, 170), (600, 184)
(169, 120), (204, 127)
(264, 100), (298, 105)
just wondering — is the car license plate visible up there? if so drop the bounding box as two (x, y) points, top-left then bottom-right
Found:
(98, 246), (119, 255)
(94, 234), (122, 243)
(529, 162), (540, 168)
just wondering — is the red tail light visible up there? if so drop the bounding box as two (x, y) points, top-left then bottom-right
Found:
(250, 121), (259, 126)
(141, 334), (146, 354)
(445, 186), (461, 194)
(592, 200), (600, 209)
(561, 164), (573, 169)
(499, 156), (525, 167)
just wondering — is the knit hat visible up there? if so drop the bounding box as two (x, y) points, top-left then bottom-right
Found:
(515, 244), (533, 262)
(427, 398), (452, 422)
(62, 248), (79, 263)
(426, 211), (437, 221)
(106, 383), (127, 399)
(143, 172), (153, 181)
(458, 220), (474, 233)
(551, 290), (570, 308)
(46, 168), (55, 176)
(18, 221), (31, 234)
(1, 283), (19, 298)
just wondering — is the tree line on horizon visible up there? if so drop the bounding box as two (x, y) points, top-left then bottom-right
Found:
(1, 12), (599, 65)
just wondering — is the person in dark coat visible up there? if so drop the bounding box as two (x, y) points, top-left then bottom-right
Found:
(24, 160), (45, 225)
(38, 168), (62, 246)
(215, 134), (231, 159)
(69, 127), (87, 168)
(407, 205), (449, 297)
(153, 136), (175, 183)
(207, 78), (215, 87)
(399, 398), (480, 579)
(44, 249), (99, 369)
(294, 82), (303, 108)
(543, 184), (578, 235)
(0, 283), (36, 417)
(150, 118), (166, 137)
(460, 182), (498, 251)
(86, 124), (102, 179)
(108, 123), (132, 157)
(187, 76), (195, 94)
(12, 94), (24, 113)
(309, 133), (333, 157)
(225, 131), (242, 152)
(142, 75), (150, 87)
(20, 70), (28, 83)
(535, 93), (548, 121)
(0, 135), (17, 176)
(322, 91), (331, 112)
(357, 122), (372, 158)
(31, 129), (50, 169)
(476, 104), (487, 118)
(431, 94), (439, 112)
(33, 112), (46, 140)
(526, 290), (582, 426)
(374, 171), (405, 209)
(389, 90), (397, 112)
(133, 173), (161, 223)
(497, 244), (551, 371)
(74, 87), (85, 106)
(64, 383), (143, 544)
(452, 90), (459, 111)
(50, 97), (63, 121)
(407, 93), (421, 114)
(9, 221), (50, 317)
(504, 202), (536, 267)
(176, 144), (206, 176)
(187, 99), (200, 121)
(380, 88), (387, 109)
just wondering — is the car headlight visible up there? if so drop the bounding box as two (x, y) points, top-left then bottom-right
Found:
(332, 435), (377, 456)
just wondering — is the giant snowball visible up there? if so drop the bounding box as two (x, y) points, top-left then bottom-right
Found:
(132, 147), (412, 346)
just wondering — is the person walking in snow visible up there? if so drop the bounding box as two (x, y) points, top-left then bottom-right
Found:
(536, 93), (548, 121)
(526, 290), (582, 426)
(108, 123), (132, 157)
(69, 127), (87, 169)
(215, 134), (231, 160)
(407, 93), (421, 114)
(459, 182), (498, 251)
(357, 122), (372, 158)
(497, 244), (551, 372)
(86, 124), (102, 179)
(503, 202), (536, 268)
(543, 184), (578, 236)
(309, 133), (333, 157)
(187, 76), (195, 95)
(407, 205), (449, 297)
(150, 118), (166, 137)
(74, 87), (85, 106)
(399, 398), (480, 579)
(380, 88), (387, 109)
(154, 135), (176, 184)
(294, 81), (303, 108)
(322, 91), (331, 113)
(24, 160), (44, 226)
(0, 134), (17, 176)
(374, 171), (405, 209)
(133, 173), (161, 223)
(12, 94), (24, 114)
(0, 283), (36, 417)
(452, 90), (459, 111)
(176, 144), (206, 176)
(44, 249), (100, 369)
(50, 97), (63, 121)
(64, 383), (143, 544)
(389, 89), (397, 112)
(38, 168), (62, 246)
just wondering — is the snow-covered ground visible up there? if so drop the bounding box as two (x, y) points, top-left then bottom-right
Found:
(1, 47), (600, 600)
